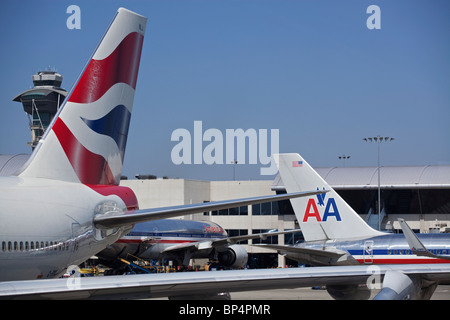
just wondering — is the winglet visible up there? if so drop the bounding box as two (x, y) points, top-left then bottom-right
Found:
(398, 218), (430, 256)
(398, 218), (450, 260)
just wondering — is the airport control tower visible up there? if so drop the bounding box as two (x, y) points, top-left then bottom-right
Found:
(13, 70), (68, 149)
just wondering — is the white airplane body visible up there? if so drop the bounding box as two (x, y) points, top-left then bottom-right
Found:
(0, 176), (136, 281)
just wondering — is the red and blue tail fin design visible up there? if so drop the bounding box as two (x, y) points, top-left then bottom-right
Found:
(19, 8), (146, 186)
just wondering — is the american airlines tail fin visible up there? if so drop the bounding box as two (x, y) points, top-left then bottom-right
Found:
(275, 153), (384, 241)
(19, 8), (146, 185)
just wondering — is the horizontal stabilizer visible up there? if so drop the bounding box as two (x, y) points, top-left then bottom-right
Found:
(255, 244), (358, 266)
(161, 229), (302, 254)
(162, 241), (214, 253)
(256, 244), (345, 258)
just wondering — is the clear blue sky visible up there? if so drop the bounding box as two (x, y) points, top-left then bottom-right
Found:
(1, 0), (449, 180)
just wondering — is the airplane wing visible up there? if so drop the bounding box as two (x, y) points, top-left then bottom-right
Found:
(398, 218), (450, 261)
(2, 264), (450, 300)
(254, 244), (358, 266)
(94, 190), (325, 229)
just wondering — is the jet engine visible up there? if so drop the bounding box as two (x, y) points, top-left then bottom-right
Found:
(326, 285), (371, 300)
(218, 245), (248, 269)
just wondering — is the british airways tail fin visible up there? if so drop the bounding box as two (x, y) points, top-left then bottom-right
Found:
(275, 153), (384, 241)
(19, 8), (146, 185)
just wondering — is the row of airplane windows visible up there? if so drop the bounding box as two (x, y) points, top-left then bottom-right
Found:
(349, 248), (449, 256)
(2, 240), (448, 257)
(1, 240), (70, 253)
(204, 202), (284, 216)
(386, 249), (449, 255)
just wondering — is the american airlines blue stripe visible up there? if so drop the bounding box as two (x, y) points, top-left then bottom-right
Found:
(348, 249), (450, 256)
(126, 231), (227, 239)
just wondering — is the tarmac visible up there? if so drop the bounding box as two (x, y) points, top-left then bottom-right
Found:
(143, 286), (450, 319)
(148, 285), (450, 300)
(228, 285), (450, 300)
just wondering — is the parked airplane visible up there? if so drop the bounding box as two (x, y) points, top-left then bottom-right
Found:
(0, 8), (321, 282)
(0, 155), (297, 272)
(258, 153), (450, 266)
(2, 8), (450, 301)
(98, 219), (299, 271)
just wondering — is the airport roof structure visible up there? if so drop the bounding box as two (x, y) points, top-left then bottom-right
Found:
(0, 154), (29, 176)
(272, 165), (450, 191)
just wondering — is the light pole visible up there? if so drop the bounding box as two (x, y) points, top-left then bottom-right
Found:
(338, 154), (351, 167)
(363, 136), (394, 231)
(231, 160), (238, 181)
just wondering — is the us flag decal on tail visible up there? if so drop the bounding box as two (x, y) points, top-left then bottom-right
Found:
(292, 161), (303, 167)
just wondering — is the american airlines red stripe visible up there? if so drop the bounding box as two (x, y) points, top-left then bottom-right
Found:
(356, 258), (450, 264)
(69, 32), (144, 104)
(52, 117), (115, 185)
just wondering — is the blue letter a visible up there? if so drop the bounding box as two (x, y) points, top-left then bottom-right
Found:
(323, 198), (341, 221)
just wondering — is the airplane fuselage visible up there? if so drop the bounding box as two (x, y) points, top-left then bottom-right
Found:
(0, 176), (137, 281)
(98, 219), (228, 262)
(297, 233), (450, 265)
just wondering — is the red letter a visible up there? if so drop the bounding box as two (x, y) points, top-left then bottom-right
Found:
(303, 198), (321, 222)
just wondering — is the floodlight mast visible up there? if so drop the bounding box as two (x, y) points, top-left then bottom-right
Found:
(363, 136), (395, 230)
(338, 154), (351, 167)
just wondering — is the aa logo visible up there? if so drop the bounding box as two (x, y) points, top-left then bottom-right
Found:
(303, 188), (342, 222)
